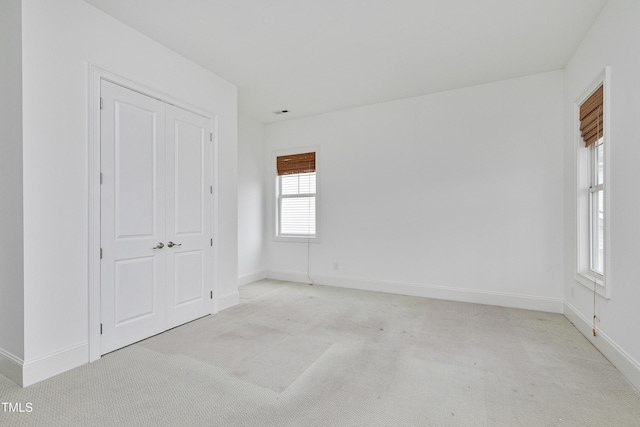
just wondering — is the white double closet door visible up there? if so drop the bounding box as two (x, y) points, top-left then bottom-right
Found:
(100, 80), (213, 355)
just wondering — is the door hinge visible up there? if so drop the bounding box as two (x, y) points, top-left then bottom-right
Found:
(100, 248), (103, 259)
(100, 172), (103, 184)
(210, 291), (213, 299)
(210, 133), (213, 141)
(100, 323), (103, 335)
(210, 238), (213, 247)
(100, 97), (103, 109)
(210, 185), (213, 194)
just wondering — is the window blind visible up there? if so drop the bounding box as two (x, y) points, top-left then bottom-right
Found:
(279, 173), (316, 236)
(280, 196), (316, 235)
(277, 152), (316, 176)
(579, 85), (603, 148)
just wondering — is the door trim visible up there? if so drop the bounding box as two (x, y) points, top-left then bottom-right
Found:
(88, 65), (219, 362)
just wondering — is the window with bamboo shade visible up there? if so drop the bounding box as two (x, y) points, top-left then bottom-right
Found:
(276, 151), (317, 238)
(576, 77), (608, 304)
(575, 69), (610, 300)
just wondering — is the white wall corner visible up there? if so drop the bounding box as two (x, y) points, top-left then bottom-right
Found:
(564, 302), (640, 392)
(218, 291), (240, 311)
(0, 348), (24, 386)
(238, 270), (268, 287)
(21, 342), (88, 387)
(267, 270), (564, 313)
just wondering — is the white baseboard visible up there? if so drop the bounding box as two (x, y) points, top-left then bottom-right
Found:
(267, 270), (564, 313)
(22, 342), (88, 387)
(0, 348), (24, 386)
(238, 270), (267, 287)
(564, 302), (640, 391)
(218, 291), (239, 311)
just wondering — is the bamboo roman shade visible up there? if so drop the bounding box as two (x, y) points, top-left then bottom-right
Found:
(277, 152), (316, 176)
(579, 85), (604, 147)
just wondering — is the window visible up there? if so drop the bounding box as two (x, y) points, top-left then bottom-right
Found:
(576, 76), (608, 297)
(589, 138), (604, 275)
(276, 151), (317, 239)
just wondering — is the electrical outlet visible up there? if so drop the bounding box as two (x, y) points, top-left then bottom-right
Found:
(332, 262), (339, 270)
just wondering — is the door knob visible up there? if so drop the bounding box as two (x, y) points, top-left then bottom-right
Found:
(167, 241), (182, 248)
(152, 242), (164, 249)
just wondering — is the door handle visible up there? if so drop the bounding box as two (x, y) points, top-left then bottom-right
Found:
(167, 241), (182, 248)
(152, 242), (164, 249)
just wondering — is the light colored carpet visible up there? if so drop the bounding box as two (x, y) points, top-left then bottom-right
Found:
(1, 279), (639, 426)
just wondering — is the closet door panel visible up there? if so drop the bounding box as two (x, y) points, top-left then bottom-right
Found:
(100, 80), (166, 355)
(165, 104), (212, 328)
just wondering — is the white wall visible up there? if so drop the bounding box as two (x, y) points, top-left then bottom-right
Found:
(238, 114), (266, 285)
(0, 0), (25, 384)
(16, 0), (237, 386)
(265, 71), (565, 312)
(563, 0), (640, 390)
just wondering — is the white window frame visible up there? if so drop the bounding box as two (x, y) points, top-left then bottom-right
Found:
(273, 146), (320, 242)
(575, 67), (610, 298)
(589, 139), (604, 276)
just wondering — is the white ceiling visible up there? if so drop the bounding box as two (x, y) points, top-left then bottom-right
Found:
(84, 0), (607, 123)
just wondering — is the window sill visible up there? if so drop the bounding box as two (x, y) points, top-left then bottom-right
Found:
(575, 271), (610, 299)
(274, 235), (320, 243)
